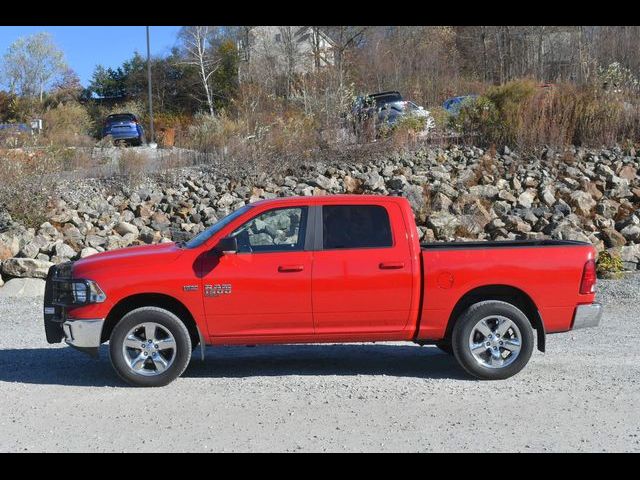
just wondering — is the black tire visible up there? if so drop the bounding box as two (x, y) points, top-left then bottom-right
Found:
(109, 307), (192, 387)
(451, 300), (534, 380)
(435, 341), (453, 355)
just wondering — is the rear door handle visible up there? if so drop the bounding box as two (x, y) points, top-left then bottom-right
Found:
(278, 264), (305, 273)
(379, 262), (405, 270)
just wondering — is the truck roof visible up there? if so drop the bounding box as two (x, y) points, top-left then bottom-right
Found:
(249, 194), (408, 207)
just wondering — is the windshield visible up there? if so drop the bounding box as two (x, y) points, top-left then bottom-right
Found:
(184, 204), (253, 249)
(372, 93), (403, 108)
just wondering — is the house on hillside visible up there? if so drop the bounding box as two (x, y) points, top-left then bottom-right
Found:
(237, 26), (336, 79)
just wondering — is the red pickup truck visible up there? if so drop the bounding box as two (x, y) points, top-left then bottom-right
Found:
(44, 195), (602, 387)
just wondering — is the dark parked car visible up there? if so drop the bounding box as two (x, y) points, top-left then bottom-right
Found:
(102, 113), (145, 146)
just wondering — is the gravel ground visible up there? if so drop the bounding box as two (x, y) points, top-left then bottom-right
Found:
(1, 275), (639, 452)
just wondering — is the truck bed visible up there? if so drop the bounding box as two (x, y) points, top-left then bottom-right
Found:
(418, 239), (596, 339)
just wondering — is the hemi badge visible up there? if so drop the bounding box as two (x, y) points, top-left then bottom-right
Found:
(183, 285), (199, 292)
(44, 307), (55, 315)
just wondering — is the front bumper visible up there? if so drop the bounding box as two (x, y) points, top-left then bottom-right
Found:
(572, 303), (603, 330)
(45, 316), (104, 357)
(62, 319), (105, 349)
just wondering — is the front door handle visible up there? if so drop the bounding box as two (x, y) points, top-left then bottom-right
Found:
(278, 264), (304, 273)
(379, 262), (405, 270)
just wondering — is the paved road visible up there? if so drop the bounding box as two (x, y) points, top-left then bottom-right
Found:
(0, 274), (638, 452)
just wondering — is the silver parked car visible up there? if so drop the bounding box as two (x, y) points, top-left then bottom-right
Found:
(351, 91), (435, 136)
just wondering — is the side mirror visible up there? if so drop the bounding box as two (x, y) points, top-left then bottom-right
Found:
(214, 236), (238, 255)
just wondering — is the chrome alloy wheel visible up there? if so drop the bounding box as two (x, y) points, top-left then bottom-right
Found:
(121, 322), (176, 376)
(468, 315), (522, 369)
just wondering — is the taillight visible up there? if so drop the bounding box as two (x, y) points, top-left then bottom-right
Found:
(580, 259), (597, 294)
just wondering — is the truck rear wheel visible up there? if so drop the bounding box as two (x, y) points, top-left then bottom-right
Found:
(451, 300), (534, 380)
(109, 307), (192, 387)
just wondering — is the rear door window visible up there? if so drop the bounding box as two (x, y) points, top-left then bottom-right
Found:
(322, 205), (393, 249)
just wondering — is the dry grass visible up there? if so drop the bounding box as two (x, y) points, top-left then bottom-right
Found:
(456, 79), (640, 151)
(0, 148), (61, 227)
(117, 149), (149, 187)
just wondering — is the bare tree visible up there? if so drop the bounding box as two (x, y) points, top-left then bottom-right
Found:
(178, 26), (221, 115)
(323, 26), (369, 90)
(277, 27), (301, 98)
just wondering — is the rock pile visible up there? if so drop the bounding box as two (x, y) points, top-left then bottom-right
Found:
(1, 144), (639, 284)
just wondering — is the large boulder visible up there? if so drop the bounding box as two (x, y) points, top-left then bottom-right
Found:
(426, 212), (460, 238)
(601, 228), (626, 248)
(80, 247), (100, 258)
(343, 175), (363, 194)
(539, 187), (556, 207)
(517, 190), (536, 209)
(620, 224), (640, 243)
(620, 244), (640, 269)
(359, 170), (385, 191)
(1, 258), (54, 279)
(0, 278), (46, 297)
(386, 175), (409, 191)
(618, 165), (637, 181)
(402, 184), (428, 221)
(0, 233), (21, 260)
(468, 185), (499, 199)
(569, 191), (596, 216)
(309, 175), (338, 192)
(431, 192), (452, 212)
(115, 221), (140, 237)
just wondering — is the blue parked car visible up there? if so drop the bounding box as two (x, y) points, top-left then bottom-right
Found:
(0, 123), (31, 133)
(102, 113), (145, 146)
(442, 95), (479, 117)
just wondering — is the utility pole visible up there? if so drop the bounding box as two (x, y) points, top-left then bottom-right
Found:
(146, 26), (155, 147)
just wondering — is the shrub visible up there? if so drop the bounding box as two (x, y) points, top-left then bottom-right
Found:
(429, 106), (450, 130)
(41, 102), (95, 147)
(0, 91), (18, 122)
(455, 79), (536, 147)
(596, 250), (624, 278)
(454, 79), (640, 150)
(183, 111), (243, 153)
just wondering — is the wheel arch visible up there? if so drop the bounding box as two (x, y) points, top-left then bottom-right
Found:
(445, 284), (546, 352)
(101, 293), (203, 348)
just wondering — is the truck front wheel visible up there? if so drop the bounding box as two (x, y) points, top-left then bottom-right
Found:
(109, 307), (192, 387)
(451, 300), (534, 380)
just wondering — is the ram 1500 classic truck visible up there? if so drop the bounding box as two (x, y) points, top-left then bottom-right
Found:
(44, 195), (602, 387)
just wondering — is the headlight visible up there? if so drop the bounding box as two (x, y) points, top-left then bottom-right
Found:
(71, 280), (107, 304)
(84, 280), (107, 304)
(72, 282), (87, 303)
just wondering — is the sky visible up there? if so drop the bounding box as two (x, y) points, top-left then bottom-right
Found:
(0, 26), (182, 88)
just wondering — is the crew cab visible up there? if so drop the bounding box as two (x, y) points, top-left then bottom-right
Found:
(44, 195), (602, 387)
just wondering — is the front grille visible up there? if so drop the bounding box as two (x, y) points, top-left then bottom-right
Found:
(44, 265), (65, 343)
(52, 280), (75, 305)
(48, 261), (76, 306)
